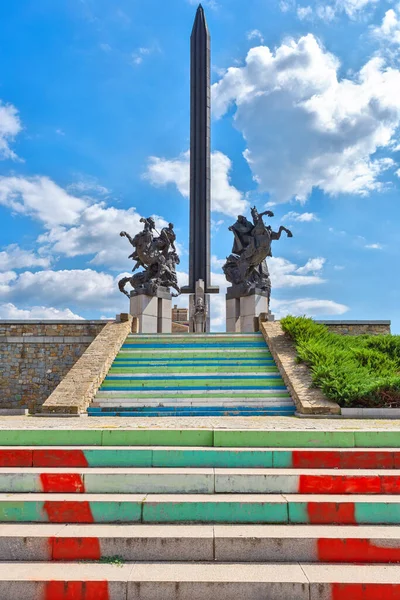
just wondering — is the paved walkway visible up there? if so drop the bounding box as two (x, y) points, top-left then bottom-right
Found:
(0, 415), (399, 430)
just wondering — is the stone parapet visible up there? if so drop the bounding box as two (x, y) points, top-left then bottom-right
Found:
(0, 320), (109, 337)
(260, 320), (340, 415)
(41, 317), (133, 415)
(0, 321), (108, 410)
(316, 320), (391, 336)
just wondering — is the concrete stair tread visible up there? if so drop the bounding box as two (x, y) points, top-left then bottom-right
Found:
(0, 561), (308, 582)
(0, 492), (148, 501)
(0, 523), (399, 538)
(0, 561), (134, 580)
(1, 467), (399, 475)
(0, 561), (398, 582)
(302, 562), (400, 583)
(3, 492), (399, 501)
(0, 523), (215, 537)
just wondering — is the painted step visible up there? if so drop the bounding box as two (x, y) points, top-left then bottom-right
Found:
(1, 467), (399, 495)
(95, 390), (290, 398)
(0, 562), (398, 600)
(121, 342), (267, 349)
(125, 334), (262, 339)
(2, 493), (400, 524)
(91, 402), (294, 409)
(0, 524), (399, 563)
(93, 399), (294, 407)
(88, 409), (296, 417)
(117, 344), (271, 359)
(3, 446), (399, 469)
(88, 408), (296, 417)
(109, 362), (279, 377)
(2, 429), (400, 447)
(113, 356), (274, 360)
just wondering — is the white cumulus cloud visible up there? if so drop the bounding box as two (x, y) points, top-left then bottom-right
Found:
(0, 101), (22, 160)
(38, 203), (148, 270)
(247, 29), (264, 43)
(372, 6), (400, 46)
(365, 243), (383, 249)
(0, 245), (51, 271)
(271, 297), (349, 318)
(144, 150), (249, 217)
(286, 0), (379, 21)
(296, 257), (326, 274)
(283, 211), (319, 222)
(0, 269), (124, 312)
(0, 176), (87, 226)
(212, 34), (400, 204)
(0, 303), (83, 320)
(269, 256), (326, 287)
(297, 6), (313, 19)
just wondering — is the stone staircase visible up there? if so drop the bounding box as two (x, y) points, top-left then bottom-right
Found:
(89, 333), (296, 417)
(0, 428), (399, 597)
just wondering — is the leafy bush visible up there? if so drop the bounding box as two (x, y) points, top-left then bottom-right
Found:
(281, 316), (400, 408)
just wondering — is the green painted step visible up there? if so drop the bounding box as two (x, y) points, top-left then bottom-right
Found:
(108, 366), (280, 374)
(0, 429), (400, 447)
(95, 391), (291, 399)
(1, 493), (400, 524)
(116, 351), (273, 359)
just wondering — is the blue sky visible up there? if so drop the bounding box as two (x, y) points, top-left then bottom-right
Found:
(1, 0), (400, 330)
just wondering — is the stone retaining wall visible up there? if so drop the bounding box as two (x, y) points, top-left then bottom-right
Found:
(42, 316), (133, 414)
(316, 320), (391, 336)
(0, 320), (108, 410)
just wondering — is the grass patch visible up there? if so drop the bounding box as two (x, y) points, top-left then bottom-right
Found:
(281, 316), (400, 408)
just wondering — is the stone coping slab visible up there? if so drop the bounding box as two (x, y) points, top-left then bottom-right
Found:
(260, 321), (340, 416)
(0, 319), (112, 324)
(0, 415), (400, 429)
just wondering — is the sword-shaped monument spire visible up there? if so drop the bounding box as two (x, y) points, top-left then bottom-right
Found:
(182, 4), (218, 297)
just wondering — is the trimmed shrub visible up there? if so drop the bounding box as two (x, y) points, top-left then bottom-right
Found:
(281, 316), (400, 408)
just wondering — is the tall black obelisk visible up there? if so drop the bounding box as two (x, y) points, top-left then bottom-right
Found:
(183, 4), (218, 330)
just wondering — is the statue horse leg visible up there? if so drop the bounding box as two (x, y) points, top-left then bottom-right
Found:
(118, 276), (132, 298)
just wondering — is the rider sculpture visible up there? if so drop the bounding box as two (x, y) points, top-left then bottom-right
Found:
(118, 218), (181, 298)
(223, 206), (292, 300)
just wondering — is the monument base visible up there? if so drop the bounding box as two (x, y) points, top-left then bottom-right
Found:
(130, 287), (172, 334)
(226, 288), (274, 333)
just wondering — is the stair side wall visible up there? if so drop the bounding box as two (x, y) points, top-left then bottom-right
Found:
(260, 320), (341, 415)
(41, 317), (133, 415)
(0, 321), (108, 411)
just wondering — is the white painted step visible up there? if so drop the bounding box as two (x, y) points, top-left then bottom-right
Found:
(0, 562), (399, 600)
(0, 523), (399, 562)
(0, 467), (398, 494)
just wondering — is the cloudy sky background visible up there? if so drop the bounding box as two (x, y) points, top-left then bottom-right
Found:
(1, 0), (400, 330)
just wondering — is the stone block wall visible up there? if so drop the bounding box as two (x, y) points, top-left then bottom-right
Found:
(316, 320), (391, 336)
(43, 317), (133, 414)
(0, 321), (108, 409)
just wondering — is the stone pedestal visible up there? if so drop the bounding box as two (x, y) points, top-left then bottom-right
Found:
(130, 288), (172, 334)
(226, 288), (274, 333)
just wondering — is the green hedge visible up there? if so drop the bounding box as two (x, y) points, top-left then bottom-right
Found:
(280, 316), (400, 408)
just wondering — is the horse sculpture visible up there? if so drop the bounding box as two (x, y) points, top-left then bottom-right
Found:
(118, 218), (181, 298)
(223, 206), (292, 299)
